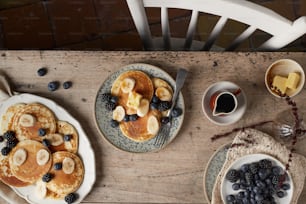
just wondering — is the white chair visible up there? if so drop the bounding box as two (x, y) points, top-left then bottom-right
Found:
(126, 0), (306, 51)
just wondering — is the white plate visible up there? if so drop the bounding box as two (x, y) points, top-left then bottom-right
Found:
(202, 81), (247, 126)
(0, 93), (96, 204)
(94, 63), (185, 153)
(221, 153), (293, 204)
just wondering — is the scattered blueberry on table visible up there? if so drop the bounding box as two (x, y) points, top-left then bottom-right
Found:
(48, 81), (59, 91)
(37, 68), (47, 76)
(63, 81), (72, 89)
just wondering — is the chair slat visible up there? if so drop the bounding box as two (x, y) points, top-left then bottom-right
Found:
(184, 10), (199, 50)
(226, 25), (257, 51)
(202, 16), (228, 51)
(161, 7), (171, 50)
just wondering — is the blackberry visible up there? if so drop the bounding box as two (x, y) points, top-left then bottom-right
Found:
(42, 173), (53, 182)
(110, 119), (119, 128)
(64, 193), (77, 204)
(54, 162), (62, 170)
(64, 134), (72, 141)
(129, 114), (138, 121)
(259, 159), (272, 169)
(244, 171), (253, 185)
(171, 107), (182, 117)
(63, 81), (72, 89)
(7, 139), (17, 148)
(37, 68), (47, 76)
(42, 139), (51, 148)
(158, 101), (172, 111)
(48, 81), (59, 91)
(225, 169), (239, 183)
(105, 102), (116, 111)
(4, 131), (16, 141)
(101, 93), (112, 102)
(249, 162), (259, 174)
(271, 175), (279, 185)
(0, 135), (4, 142)
(1, 147), (11, 156)
(38, 128), (46, 136)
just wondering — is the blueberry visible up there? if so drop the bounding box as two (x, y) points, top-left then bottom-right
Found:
(152, 95), (160, 103)
(232, 183), (240, 191)
(0, 136), (4, 142)
(272, 166), (282, 175)
(129, 114), (138, 121)
(110, 119), (119, 128)
(37, 68), (47, 76)
(123, 115), (130, 122)
(281, 183), (290, 190)
(48, 81), (59, 91)
(63, 81), (72, 89)
(7, 139), (17, 148)
(105, 102), (116, 111)
(42, 173), (53, 182)
(241, 164), (249, 172)
(1, 147), (11, 156)
(276, 191), (285, 198)
(42, 139), (51, 147)
(158, 101), (172, 111)
(64, 134), (72, 141)
(171, 107), (182, 117)
(54, 162), (62, 170)
(226, 195), (235, 202)
(64, 193), (77, 204)
(161, 117), (170, 124)
(110, 96), (118, 104)
(38, 128), (46, 136)
(150, 102), (158, 110)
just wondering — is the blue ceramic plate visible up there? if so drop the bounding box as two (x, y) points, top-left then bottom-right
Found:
(94, 63), (185, 153)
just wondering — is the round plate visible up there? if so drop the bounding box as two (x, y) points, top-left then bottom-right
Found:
(0, 93), (96, 204)
(94, 63), (185, 153)
(202, 81), (247, 126)
(203, 143), (230, 203)
(221, 154), (293, 204)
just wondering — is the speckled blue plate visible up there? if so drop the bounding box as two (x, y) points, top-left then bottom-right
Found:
(203, 143), (230, 203)
(94, 63), (185, 153)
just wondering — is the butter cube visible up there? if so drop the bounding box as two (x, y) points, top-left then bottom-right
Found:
(127, 91), (142, 109)
(272, 75), (287, 94)
(286, 72), (300, 89)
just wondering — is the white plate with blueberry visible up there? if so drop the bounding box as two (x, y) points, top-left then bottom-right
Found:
(94, 63), (185, 153)
(221, 154), (293, 204)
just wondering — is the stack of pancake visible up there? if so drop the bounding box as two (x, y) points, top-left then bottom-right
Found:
(0, 102), (84, 201)
(111, 70), (173, 142)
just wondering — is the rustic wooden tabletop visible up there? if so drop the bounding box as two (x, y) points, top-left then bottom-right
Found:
(0, 51), (306, 204)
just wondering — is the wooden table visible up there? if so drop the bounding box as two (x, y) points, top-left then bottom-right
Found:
(0, 51), (306, 204)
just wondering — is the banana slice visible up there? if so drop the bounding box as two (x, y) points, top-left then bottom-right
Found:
(152, 78), (173, 93)
(46, 133), (64, 146)
(155, 87), (172, 101)
(35, 180), (47, 199)
(13, 148), (27, 166)
(136, 98), (150, 117)
(36, 149), (50, 166)
(147, 115), (160, 136)
(120, 77), (136, 93)
(19, 114), (36, 127)
(112, 106), (125, 122)
(62, 157), (75, 174)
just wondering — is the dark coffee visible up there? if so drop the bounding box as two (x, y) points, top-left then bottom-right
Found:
(215, 93), (236, 113)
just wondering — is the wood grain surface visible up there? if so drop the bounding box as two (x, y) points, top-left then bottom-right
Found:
(0, 51), (306, 204)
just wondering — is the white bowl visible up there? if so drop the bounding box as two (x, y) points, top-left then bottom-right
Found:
(265, 59), (305, 98)
(221, 154), (293, 204)
(202, 81), (247, 126)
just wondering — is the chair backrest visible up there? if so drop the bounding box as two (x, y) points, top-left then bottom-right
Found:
(126, 0), (306, 51)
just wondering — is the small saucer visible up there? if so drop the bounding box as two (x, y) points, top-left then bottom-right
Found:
(202, 81), (247, 126)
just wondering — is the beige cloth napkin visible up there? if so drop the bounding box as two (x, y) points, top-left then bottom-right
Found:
(211, 128), (306, 204)
(0, 182), (27, 204)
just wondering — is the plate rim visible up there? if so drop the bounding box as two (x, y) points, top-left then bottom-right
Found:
(93, 63), (185, 153)
(0, 93), (96, 204)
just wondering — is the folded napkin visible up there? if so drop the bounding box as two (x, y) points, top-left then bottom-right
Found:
(211, 128), (306, 204)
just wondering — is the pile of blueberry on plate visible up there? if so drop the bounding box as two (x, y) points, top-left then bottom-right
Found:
(221, 154), (293, 204)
